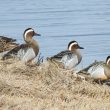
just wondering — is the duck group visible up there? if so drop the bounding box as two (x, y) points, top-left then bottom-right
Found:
(0, 27), (110, 83)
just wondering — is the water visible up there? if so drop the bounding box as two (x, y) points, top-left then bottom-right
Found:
(0, 0), (110, 68)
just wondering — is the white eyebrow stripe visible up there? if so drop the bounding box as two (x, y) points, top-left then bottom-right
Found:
(107, 58), (110, 65)
(68, 42), (77, 51)
(24, 29), (33, 40)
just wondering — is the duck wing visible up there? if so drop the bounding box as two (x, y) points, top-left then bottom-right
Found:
(2, 44), (30, 60)
(51, 50), (72, 59)
(79, 61), (104, 74)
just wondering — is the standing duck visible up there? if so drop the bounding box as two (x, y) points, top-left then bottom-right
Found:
(2, 28), (41, 65)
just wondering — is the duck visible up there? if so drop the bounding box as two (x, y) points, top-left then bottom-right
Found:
(47, 40), (84, 69)
(80, 56), (110, 81)
(0, 36), (18, 53)
(2, 28), (41, 65)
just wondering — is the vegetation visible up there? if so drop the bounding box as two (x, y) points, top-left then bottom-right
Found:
(0, 59), (110, 110)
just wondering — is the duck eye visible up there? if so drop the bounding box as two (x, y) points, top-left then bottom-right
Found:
(74, 44), (78, 48)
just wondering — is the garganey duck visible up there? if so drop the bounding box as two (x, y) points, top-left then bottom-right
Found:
(2, 28), (41, 65)
(47, 40), (84, 69)
(0, 36), (18, 53)
(81, 56), (110, 81)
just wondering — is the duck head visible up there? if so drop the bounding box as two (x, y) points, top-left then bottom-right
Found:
(68, 40), (84, 51)
(23, 28), (41, 43)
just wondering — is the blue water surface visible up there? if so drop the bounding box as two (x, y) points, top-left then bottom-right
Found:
(0, 0), (110, 68)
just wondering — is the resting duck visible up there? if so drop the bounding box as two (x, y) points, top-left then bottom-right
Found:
(47, 40), (84, 69)
(0, 36), (18, 53)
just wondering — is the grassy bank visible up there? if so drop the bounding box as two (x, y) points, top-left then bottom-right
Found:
(0, 59), (110, 110)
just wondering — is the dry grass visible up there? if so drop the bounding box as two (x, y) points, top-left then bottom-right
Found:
(0, 59), (110, 110)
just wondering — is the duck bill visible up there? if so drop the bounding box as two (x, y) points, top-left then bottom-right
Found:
(35, 33), (41, 36)
(78, 46), (84, 49)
